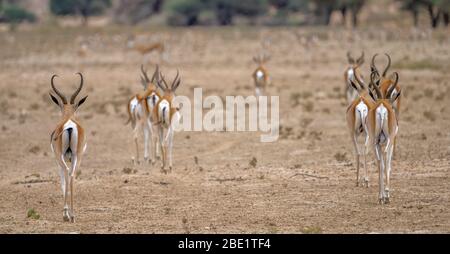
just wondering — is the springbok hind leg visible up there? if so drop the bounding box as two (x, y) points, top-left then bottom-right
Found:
(143, 123), (150, 164)
(159, 127), (166, 171)
(69, 176), (75, 222)
(132, 127), (140, 165)
(57, 157), (71, 222)
(363, 129), (370, 187)
(385, 144), (394, 204)
(351, 134), (360, 186)
(167, 126), (174, 171)
(375, 145), (386, 204)
(69, 154), (78, 223)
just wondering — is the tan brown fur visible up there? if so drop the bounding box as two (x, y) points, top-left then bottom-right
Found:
(49, 73), (87, 222)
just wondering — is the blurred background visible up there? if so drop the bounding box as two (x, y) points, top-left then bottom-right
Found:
(0, 0), (449, 29)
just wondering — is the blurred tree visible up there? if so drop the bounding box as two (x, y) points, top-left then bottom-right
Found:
(267, 0), (309, 25)
(0, 0), (37, 27)
(341, 0), (365, 27)
(427, 0), (450, 27)
(50, 0), (111, 26)
(309, 0), (365, 27)
(113, 0), (164, 24)
(397, 0), (449, 28)
(397, 0), (426, 27)
(312, 0), (334, 25)
(165, 0), (205, 26)
(213, 0), (269, 25)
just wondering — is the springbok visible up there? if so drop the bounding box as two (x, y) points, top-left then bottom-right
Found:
(155, 70), (181, 171)
(344, 51), (365, 104)
(125, 65), (161, 165)
(77, 41), (88, 58)
(49, 73), (88, 222)
(252, 53), (270, 98)
(370, 53), (402, 155)
(367, 73), (401, 204)
(127, 35), (167, 63)
(346, 69), (375, 187)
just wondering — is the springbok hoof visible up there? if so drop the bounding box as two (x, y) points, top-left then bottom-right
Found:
(63, 209), (70, 222)
(131, 158), (140, 165)
(364, 179), (369, 188)
(70, 215), (75, 223)
(384, 190), (390, 203)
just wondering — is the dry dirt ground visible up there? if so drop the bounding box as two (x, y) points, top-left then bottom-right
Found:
(0, 25), (449, 233)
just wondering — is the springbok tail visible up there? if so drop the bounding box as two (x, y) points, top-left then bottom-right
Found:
(125, 102), (136, 126)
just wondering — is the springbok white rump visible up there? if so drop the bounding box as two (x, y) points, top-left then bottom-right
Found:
(49, 73), (88, 222)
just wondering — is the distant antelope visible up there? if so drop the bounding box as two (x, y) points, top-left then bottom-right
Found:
(367, 73), (401, 204)
(344, 51), (365, 104)
(125, 65), (162, 165)
(127, 35), (167, 63)
(252, 53), (271, 98)
(77, 41), (88, 58)
(49, 73), (88, 222)
(370, 53), (402, 156)
(346, 69), (375, 187)
(155, 70), (182, 170)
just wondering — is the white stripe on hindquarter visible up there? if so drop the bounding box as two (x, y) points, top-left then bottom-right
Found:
(256, 70), (264, 80)
(355, 100), (368, 134)
(375, 104), (388, 145)
(158, 99), (171, 128)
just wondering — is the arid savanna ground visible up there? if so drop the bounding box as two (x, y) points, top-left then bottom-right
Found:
(0, 22), (449, 233)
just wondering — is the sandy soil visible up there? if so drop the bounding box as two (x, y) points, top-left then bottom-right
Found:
(0, 25), (449, 233)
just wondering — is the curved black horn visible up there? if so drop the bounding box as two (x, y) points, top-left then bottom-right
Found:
(382, 53), (391, 78)
(372, 81), (382, 99)
(371, 53), (379, 74)
(359, 51), (364, 61)
(70, 72), (84, 104)
(357, 51), (364, 65)
(347, 51), (353, 63)
(151, 65), (159, 83)
(171, 69), (180, 90)
(141, 64), (150, 83)
(51, 74), (67, 104)
(386, 72), (399, 98)
(353, 67), (366, 90)
(159, 72), (169, 90)
(370, 70), (381, 86)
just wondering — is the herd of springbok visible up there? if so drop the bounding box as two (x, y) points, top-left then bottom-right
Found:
(345, 52), (402, 204)
(48, 38), (402, 222)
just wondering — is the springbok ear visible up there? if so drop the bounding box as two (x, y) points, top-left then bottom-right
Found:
(77, 95), (88, 108)
(368, 89), (377, 101)
(49, 93), (60, 106)
(156, 80), (165, 91)
(140, 75), (148, 89)
(173, 77), (181, 91)
(349, 79), (359, 91)
(391, 90), (401, 103)
(357, 55), (364, 66)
